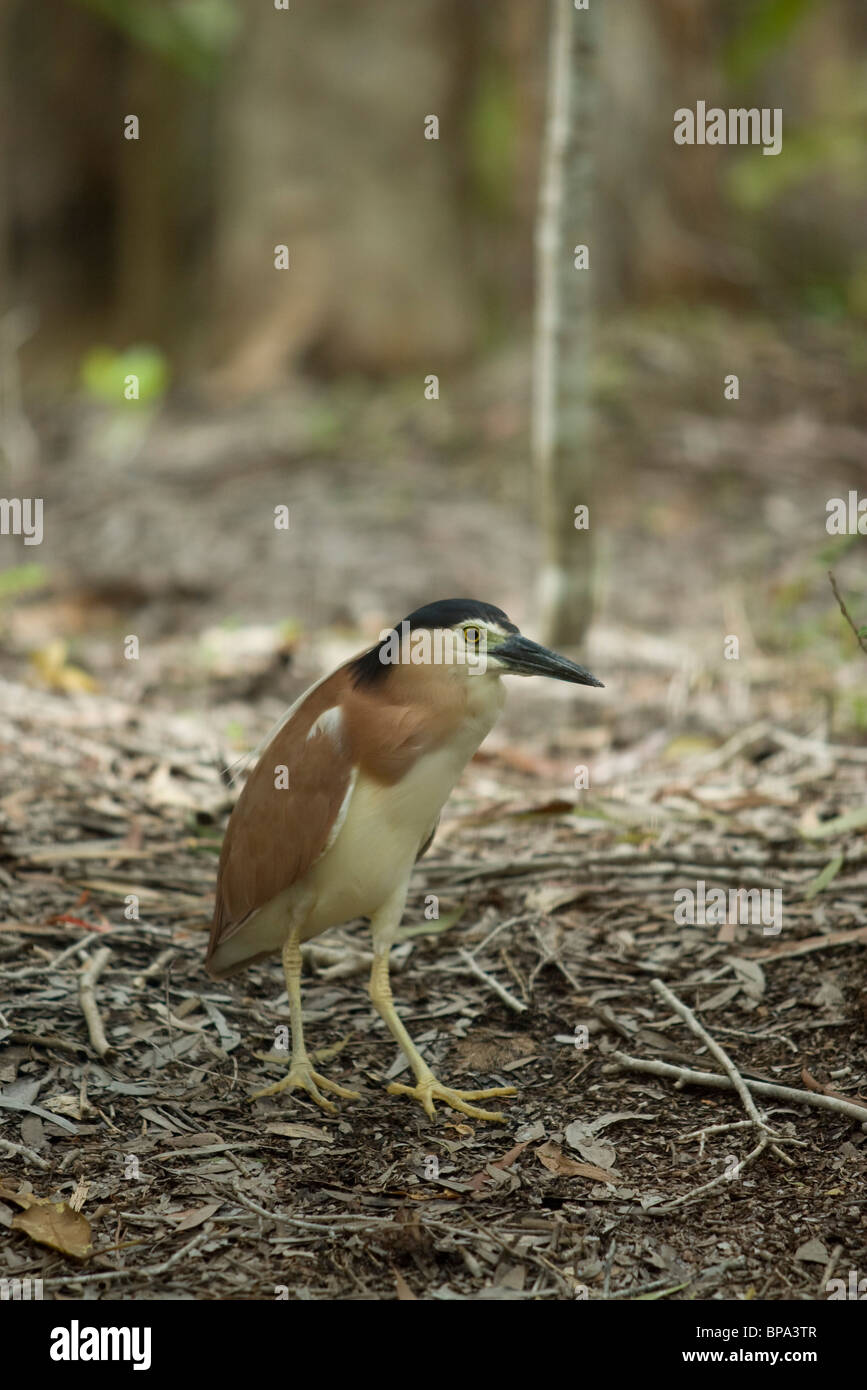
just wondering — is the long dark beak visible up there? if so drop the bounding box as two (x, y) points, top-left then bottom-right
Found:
(495, 634), (604, 687)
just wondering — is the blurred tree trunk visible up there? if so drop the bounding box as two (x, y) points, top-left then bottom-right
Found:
(115, 48), (183, 345)
(210, 0), (477, 394)
(0, 0), (12, 316)
(532, 0), (600, 647)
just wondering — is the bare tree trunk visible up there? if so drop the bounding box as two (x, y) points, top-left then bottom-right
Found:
(0, 0), (11, 316)
(210, 0), (476, 395)
(532, 0), (600, 647)
(115, 48), (183, 347)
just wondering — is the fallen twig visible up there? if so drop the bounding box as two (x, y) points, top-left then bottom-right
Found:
(747, 923), (867, 962)
(78, 946), (113, 1056)
(131, 947), (178, 989)
(42, 1230), (209, 1288)
(818, 1243), (844, 1298)
(612, 1051), (867, 1127)
(0, 1137), (51, 1170)
(651, 979), (765, 1130)
(606, 1255), (746, 1299)
(829, 570), (867, 657)
(457, 948), (528, 1013)
(648, 1135), (772, 1212)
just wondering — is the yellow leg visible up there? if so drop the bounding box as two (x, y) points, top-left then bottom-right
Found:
(369, 949), (516, 1124)
(251, 929), (359, 1113)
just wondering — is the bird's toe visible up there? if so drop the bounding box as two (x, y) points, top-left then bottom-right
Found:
(310, 1071), (360, 1100)
(250, 1060), (355, 1114)
(387, 1076), (515, 1123)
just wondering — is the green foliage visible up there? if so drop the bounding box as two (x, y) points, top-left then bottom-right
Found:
(804, 806), (867, 838)
(81, 345), (169, 407)
(304, 402), (344, 452)
(0, 564), (49, 601)
(770, 577), (811, 614)
(728, 121), (866, 214)
(78, 0), (240, 81)
(848, 260), (867, 319)
(804, 853), (843, 898)
(759, 537), (867, 663)
(184, 832), (223, 852)
(725, 0), (823, 85)
(725, 45), (867, 317)
(848, 693), (867, 732)
(817, 532), (861, 566)
(398, 905), (466, 940)
(467, 61), (516, 217)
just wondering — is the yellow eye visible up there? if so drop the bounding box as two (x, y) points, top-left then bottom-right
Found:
(464, 626), (482, 647)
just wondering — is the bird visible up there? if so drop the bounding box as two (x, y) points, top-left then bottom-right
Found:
(207, 599), (603, 1122)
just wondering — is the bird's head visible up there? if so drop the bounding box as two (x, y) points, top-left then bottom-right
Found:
(351, 599), (604, 689)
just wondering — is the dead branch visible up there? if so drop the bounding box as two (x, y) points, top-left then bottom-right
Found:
(829, 570), (867, 657)
(651, 978), (765, 1129)
(457, 948), (528, 1013)
(612, 1051), (867, 1127)
(78, 946), (113, 1056)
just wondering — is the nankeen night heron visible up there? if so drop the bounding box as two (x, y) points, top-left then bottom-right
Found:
(207, 599), (603, 1122)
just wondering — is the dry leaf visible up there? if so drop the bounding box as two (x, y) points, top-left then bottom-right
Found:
(162, 1132), (223, 1148)
(265, 1122), (334, 1142)
(535, 1142), (616, 1183)
(726, 956), (766, 1000)
(0, 1181), (93, 1259)
(490, 1141), (530, 1171)
(463, 1140), (530, 1195)
(563, 1120), (616, 1169)
(795, 1239), (829, 1264)
(169, 1203), (221, 1231)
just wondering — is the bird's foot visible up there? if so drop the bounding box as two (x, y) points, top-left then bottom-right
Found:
(387, 1074), (516, 1123)
(251, 1055), (360, 1113)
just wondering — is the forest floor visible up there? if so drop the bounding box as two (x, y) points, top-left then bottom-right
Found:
(1, 312), (866, 1301)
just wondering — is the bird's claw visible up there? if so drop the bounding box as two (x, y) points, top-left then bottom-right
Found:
(251, 1057), (360, 1113)
(387, 1075), (516, 1123)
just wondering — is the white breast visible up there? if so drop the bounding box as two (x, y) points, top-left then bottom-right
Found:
(301, 673), (505, 933)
